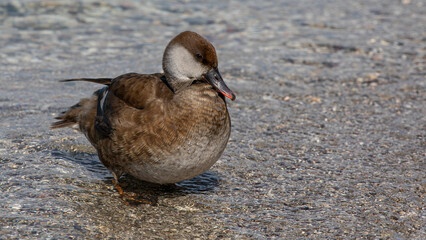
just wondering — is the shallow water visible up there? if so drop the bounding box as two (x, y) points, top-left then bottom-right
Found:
(0, 0), (425, 239)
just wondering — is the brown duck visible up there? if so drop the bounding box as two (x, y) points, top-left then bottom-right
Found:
(52, 31), (235, 191)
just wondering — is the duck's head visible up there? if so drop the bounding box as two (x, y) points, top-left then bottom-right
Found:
(162, 31), (236, 100)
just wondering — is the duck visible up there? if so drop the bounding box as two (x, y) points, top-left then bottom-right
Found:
(51, 31), (236, 193)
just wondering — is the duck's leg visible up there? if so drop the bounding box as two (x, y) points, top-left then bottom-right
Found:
(111, 171), (124, 195)
(111, 171), (152, 205)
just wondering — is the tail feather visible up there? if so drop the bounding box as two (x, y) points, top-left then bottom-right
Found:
(50, 102), (83, 129)
(52, 78), (107, 129)
(60, 78), (112, 85)
(50, 119), (76, 129)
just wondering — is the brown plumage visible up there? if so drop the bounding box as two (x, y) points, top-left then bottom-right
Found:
(52, 31), (235, 187)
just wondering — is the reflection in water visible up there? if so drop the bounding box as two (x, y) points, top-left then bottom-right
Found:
(176, 171), (220, 193)
(51, 150), (110, 177)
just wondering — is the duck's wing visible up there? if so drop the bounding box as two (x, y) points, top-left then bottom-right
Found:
(52, 73), (173, 138)
(95, 73), (174, 136)
(106, 73), (173, 109)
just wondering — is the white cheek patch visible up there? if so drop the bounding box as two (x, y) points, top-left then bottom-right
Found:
(166, 44), (207, 80)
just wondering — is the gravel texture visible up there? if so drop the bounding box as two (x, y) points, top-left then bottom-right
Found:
(0, 0), (425, 239)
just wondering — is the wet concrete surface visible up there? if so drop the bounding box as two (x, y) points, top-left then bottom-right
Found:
(0, 0), (425, 239)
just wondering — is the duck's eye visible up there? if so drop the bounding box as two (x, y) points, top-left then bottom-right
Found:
(195, 53), (203, 60)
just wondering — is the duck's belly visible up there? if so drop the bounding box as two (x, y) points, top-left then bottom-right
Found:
(124, 133), (229, 184)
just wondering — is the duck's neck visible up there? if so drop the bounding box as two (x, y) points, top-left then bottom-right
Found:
(163, 74), (193, 94)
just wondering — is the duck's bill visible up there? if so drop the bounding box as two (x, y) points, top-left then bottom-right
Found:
(202, 68), (236, 101)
